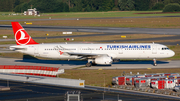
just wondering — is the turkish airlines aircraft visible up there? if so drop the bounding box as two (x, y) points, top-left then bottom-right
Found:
(10, 22), (175, 67)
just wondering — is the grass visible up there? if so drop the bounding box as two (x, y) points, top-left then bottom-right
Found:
(0, 29), (102, 39)
(1, 11), (180, 29)
(2, 17), (180, 29)
(0, 28), (176, 40)
(0, 28), (177, 44)
(32, 17), (180, 28)
(2, 36), (179, 45)
(1, 11), (180, 20)
(58, 69), (180, 87)
(168, 45), (180, 60)
(0, 52), (24, 58)
(32, 35), (180, 44)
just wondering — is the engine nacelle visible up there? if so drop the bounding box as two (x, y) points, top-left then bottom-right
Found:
(94, 56), (113, 65)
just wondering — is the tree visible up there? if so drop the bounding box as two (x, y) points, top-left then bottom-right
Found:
(14, 0), (20, 8)
(127, 0), (135, 10)
(118, 0), (134, 11)
(69, 0), (82, 12)
(152, 2), (164, 10)
(14, 2), (29, 13)
(149, 0), (157, 9)
(1, 0), (118, 12)
(102, 0), (111, 11)
(163, 3), (180, 12)
(163, 0), (180, 5)
(135, 0), (150, 11)
(63, 3), (69, 12)
(118, 0), (127, 10)
(84, 5), (91, 12)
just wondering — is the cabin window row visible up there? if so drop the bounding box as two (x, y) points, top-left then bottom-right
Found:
(45, 49), (76, 50)
(125, 48), (151, 50)
(44, 48), (151, 51)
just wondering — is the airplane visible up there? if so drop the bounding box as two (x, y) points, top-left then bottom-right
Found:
(10, 22), (175, 67)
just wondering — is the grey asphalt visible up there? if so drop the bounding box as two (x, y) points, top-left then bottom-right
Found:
(1, 24), (180, 45)
(0, 73), (84, 88)
(1, 24), (180, 46)
(1, 15), (180, 22)
(0, 80), (178, 101)
(96, 35), (180, 43)
(1, 25), (180, 35)
(0, 57), (179, 70)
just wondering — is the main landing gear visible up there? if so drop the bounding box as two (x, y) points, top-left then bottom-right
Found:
(86, 62), (97, 67)
(86, 62), (92, 67)
(153, 58), (157, 66)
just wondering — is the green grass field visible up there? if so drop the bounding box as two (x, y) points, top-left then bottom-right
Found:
(1, 11), (180, 20)
(1, 11), (180, 29)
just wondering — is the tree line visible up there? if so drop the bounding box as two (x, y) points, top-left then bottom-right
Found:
(0, 0), (180, 13)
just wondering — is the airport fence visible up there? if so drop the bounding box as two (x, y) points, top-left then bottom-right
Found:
(112, 73), (180, 94)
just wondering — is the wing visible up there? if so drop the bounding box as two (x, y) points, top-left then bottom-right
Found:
(65, 52), (108, 58)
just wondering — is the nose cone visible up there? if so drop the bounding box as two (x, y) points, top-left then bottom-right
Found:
(170, 50), (175, 57)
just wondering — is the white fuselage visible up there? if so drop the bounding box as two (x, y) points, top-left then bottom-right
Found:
(10, 43), (175, 60)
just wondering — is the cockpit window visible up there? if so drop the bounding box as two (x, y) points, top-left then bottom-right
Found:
(162, 47), (169, 50)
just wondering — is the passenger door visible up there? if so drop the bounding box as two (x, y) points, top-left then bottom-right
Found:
(152, 45), (157, 54)
(118, 48), (123, 54)
(34, 46), (39, 56)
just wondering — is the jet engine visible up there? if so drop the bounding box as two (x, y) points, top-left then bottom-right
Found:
(94, 56), (113, 65)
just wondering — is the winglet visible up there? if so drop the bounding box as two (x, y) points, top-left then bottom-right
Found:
(11, 22), (38, 45)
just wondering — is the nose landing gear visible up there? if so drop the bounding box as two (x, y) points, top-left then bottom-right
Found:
(153, 59), (157, 66)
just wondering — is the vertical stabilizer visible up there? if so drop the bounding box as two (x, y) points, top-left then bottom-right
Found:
(11, 22), (38, 45)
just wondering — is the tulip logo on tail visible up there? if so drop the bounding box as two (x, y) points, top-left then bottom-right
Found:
(59, 51), (64, 55)
(15, 29), (31, 45)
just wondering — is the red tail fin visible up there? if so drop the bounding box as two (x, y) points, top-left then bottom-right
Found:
(11, 22), (38, 45)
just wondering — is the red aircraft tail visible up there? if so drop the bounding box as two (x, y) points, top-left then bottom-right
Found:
(11, 22), (38, 45)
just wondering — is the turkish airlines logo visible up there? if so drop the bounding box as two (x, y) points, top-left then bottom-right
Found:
(15, 29), (31, 45)
(59, 51), (64, 55)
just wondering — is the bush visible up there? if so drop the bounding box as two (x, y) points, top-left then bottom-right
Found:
(152, 3), (164, 10)
(112, 7), (120, 11)
(163, 3), (180, 12)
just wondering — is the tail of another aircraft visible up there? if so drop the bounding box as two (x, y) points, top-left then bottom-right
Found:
(11, 22), (38, 45)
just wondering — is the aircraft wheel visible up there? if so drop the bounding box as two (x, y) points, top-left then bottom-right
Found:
(153, 63), (157, 66)
(92, 63), (97, 66)
(86, 63), (92, 67)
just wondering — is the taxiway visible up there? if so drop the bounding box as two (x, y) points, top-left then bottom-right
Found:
(0, 57), (179, 69)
